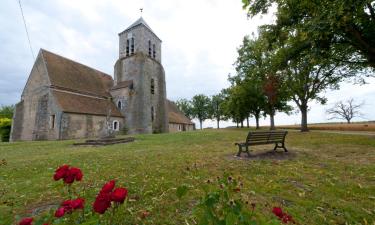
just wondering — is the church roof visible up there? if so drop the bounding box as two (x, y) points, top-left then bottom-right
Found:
(110, 80), (133, 91)
(167, 100), (194, 125)
(52, 90), (123, 117)
(119, 17), (161, 41)
(40, 49), (122, 117)
(41, 49), (113, 98)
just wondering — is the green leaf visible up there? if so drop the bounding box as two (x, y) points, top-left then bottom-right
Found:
(225, 212), (237, 225)
(176, 184), (189, 199)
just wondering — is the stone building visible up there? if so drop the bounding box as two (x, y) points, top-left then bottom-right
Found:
(10, 17), (194, 141)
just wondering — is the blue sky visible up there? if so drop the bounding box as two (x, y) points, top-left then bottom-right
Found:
(0, 0), (374, 128)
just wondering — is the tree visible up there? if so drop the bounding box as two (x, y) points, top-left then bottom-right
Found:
(326, 98), (364, 123)
(175, 99), (193, 119)
(242, 0), (375, 69)
(234, 35), (292, 130)
(0, 105), (14, 119)
(281, 49), (357, 131)
(190, 94), (212, 129)
(210, 94), (225, 129)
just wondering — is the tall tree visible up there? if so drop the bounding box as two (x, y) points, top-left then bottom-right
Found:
(190, 94), (212, 130)
(175, 99), (193, 119)
(280, 47), (357, 131)
(242, 0), (375, 69)
(234, 35), (291, 130)
(0, 105), (14, 119)
(326, 98), (364, 123)
(211, 94), (225, 129)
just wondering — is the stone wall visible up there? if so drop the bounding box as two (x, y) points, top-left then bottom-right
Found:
(169, 123), (195, 133)
(11, 51), (59, 141)
(59, 113), (124, 140)
(119, 25), (161, 63)
(114, 52), (168, 134)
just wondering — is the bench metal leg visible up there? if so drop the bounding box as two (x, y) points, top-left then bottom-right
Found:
(236, 145), (242, 157)
(274, 143), (288, 152)
(282, 143), (288, 152)
(245, 146), (251, 157)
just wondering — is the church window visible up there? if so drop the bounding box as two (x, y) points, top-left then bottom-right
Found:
(148, 40), (152, 56)
(178, 124), (181, 131)
(131, 37), (135, 54)
(152, 44), (156, 58)
(151, 78), (155, 94)
(113, 120), (119, 131)
(151, 106), (154, 122)
(117, 100), (122, 109)
(50, 114), (55, 129)
(126, 39), (130, 56)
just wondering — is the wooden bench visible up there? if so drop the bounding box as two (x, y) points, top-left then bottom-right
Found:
(235, 131), (288, 157)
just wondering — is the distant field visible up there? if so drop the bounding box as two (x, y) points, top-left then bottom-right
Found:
(1, 129), (375, 224)
(276, 122), (375, 131)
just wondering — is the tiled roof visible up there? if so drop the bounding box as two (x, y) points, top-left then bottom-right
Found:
(167, 100), (194, 125)
(52, 90), (123, 117)
(41, 49), (113, 98)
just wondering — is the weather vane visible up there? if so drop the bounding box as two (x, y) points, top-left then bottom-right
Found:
(140, 8), (143, 16)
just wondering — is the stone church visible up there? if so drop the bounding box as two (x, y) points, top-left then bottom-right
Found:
(10, 17), (194, 141)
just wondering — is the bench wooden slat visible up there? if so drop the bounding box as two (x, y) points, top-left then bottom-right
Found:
(236, 130), (288, 157)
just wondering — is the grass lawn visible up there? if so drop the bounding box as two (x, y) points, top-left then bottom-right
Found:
(1, 129), (375, 224)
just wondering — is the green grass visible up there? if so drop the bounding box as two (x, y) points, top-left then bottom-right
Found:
(1, 129), (375, 224)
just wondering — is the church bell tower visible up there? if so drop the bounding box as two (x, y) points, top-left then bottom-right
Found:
(111, 17), (168, 134)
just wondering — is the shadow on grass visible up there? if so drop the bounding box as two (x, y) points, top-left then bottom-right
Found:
(228, 150), (297, 161)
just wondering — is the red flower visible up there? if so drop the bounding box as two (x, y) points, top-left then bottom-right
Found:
(70, 167), (83, 181)
(71, 198), (85, 209)
(272, 207), (295, 224)
(93, 192), (112, 214)
(19, 217), (33, 225)
(101, 180), (116, 193)
(272, 207), (283, 218)
(53, 165), (83, 184)
(55, 207), (66, 218)
(111, 188), (128, 203)
(53, 165), (69, 181)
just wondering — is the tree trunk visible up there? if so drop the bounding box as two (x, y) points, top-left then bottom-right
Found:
(240, 120), (244, 128)
(199, 120), (203, 130)
(217, 119), (220, 129)
(255, 112), (260, 129)
(270, 112), (275, 130)
(300, 104), (309, 132)
(246, 117), (249, 128)
(236, 122), (239, 128)
(347, 119), (351, 124)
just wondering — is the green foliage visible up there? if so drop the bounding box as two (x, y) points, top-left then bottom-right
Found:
(176, 184), (189, 199)
(211, 94), (226, 128)
(0, 118), (11, 142)
(242, 0), (375, 69)
(176, 99), (193, 119)
(191, 94), (212, 129)
(0, 105), (14, 119)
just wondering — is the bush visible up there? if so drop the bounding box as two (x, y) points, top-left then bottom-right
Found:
(0, 118), (11, 142)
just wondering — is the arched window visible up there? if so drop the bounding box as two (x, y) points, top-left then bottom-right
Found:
(131, 37), (135, 54)
(112, 120), (119, 131)
(152, 44), (156, 58)
(151, 106), (154, 122)
(148, 40), (152, 56)
(117, 100), (122, 109)
(126, 39), (130, 56)
(150, 78), (155, 94)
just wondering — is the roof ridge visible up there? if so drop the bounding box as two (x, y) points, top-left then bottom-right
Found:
(40, 49), (112, 79)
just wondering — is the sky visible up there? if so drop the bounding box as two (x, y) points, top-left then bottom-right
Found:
(0, 0), (374, 128)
